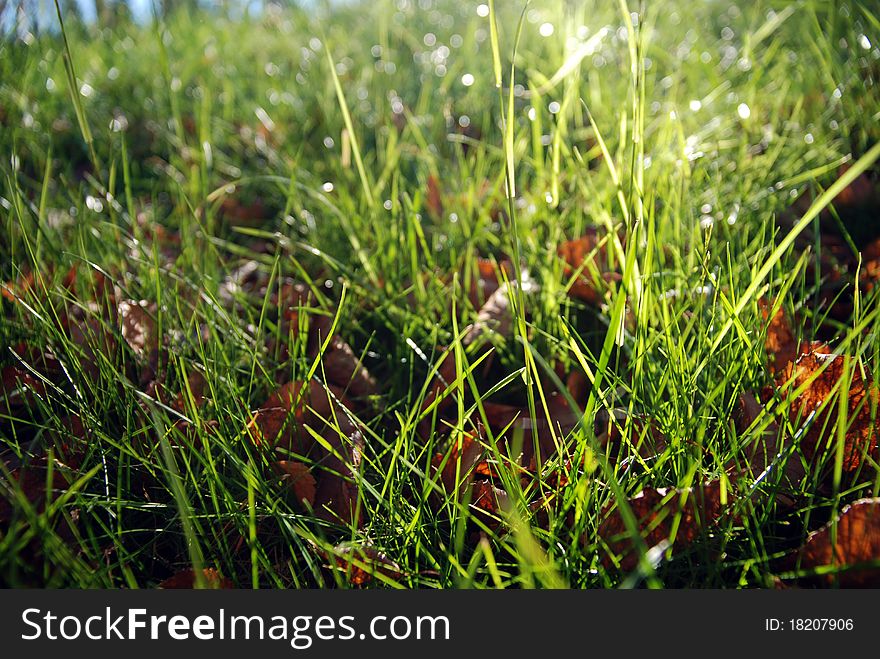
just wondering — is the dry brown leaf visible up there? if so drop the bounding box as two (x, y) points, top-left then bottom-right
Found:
(790, 497), (880, 587)
(469, 480), (510, 518)
(416, 347), (459, 440)
(248, 380), (351, 453)
(557, 229), (621, 305)
(594, 409), (667, 468)
(275, 460), (317, 506)
(1, 364), (48, 414)
(0, 455), (75, 525)
(779, 349), (879, 472)
(118, 298), (160, 383)
(321, 335), (379, 399)
(481, 396), (582, 471)
(328, 544), (403, 586)
(158, 568), (234, 589)
(761, 301), (802, 375)
(219, 196), (267, 223)
(598, 480), (727, 572)
(249, 380), (365, 526)
(172, 371), (208, 413)
(431, 431), (487, 495)
(467, 257), (514, 309)
(731, 391), (805, 509)
(425, 174), (444, 220)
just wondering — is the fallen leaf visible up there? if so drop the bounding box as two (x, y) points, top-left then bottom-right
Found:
(779, 349), (879, 472)
(432, 431), (487, 495)
(1, 364), (48, 414)
(789, 497), (880, 587)
(321, 335), (379, 399)
(117, 298), (160, 383)
(327, 544), (403, 586)
(158, 568), (233, 589)
(425, 174), (444, 220)
(0, 455), (75, 525)
(249, 380), (365, 526)
(761, 301), (802, 375)
(594, 408), (667, 468)
(275, 460), (317, 506)
(598, 480), (727, 572)
(416, 346), (459, 440)
(172, 371), (208, 413)
(219, 195), (267, 224)
(468, 257), (514, 309)
(469, 480), (509, 517)
(481, 397), (582, 471)
(558, 229), (620, 305)
(732, 391), (805, 509)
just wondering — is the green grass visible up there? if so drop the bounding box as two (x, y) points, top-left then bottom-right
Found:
(1, 0), (880, 588)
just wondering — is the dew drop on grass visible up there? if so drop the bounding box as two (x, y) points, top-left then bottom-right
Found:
(322, 182), (334, 193)
(689, 99), (702, 111)
(461, 73), (475, 87)
(86, 195), (104, 213)
(727, 203), (740, 225)
(476, 4), (489, 18)
(539, 23), (555, 37)
(383, 200), (393, 210)
(737, 103), (751, 119)
(110, 116), (128, 132)
(548, 101), (561, 114)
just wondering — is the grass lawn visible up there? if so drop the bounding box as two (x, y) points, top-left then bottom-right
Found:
(1, 0), (880, 588)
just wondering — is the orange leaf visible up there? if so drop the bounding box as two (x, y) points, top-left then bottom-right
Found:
(432, 431), (487, 495)
(791, 497), (880, 587)
(779, 349), (879, 472)
(275, 460), (317, 506)
(557, 229), (619, 305)
(598, 481), (727, 572)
